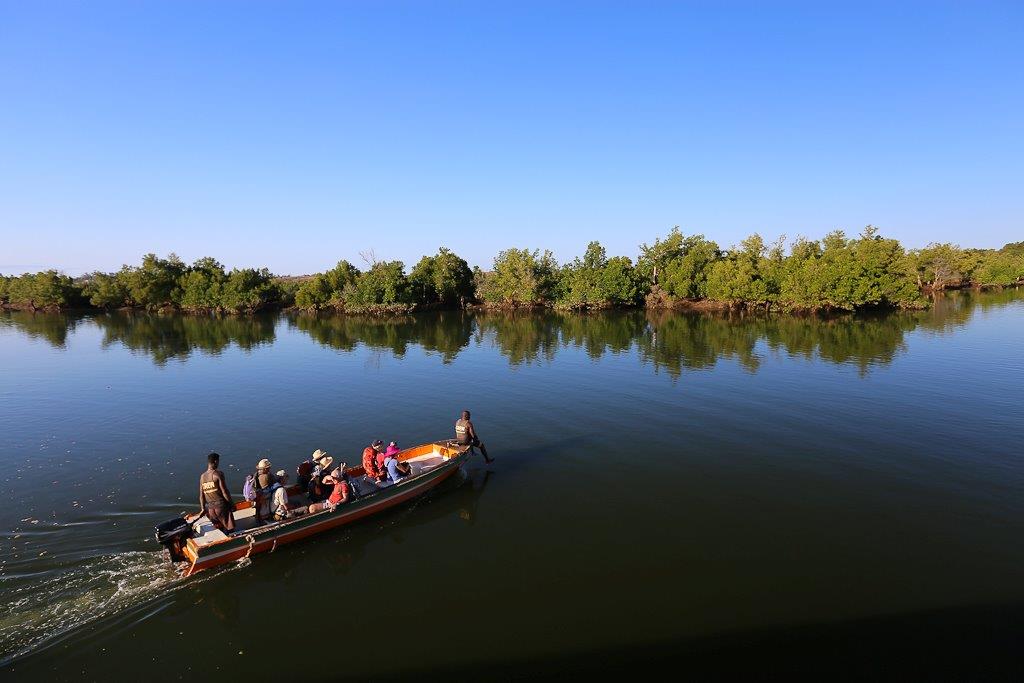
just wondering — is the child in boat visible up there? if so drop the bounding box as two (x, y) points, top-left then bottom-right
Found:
(272, 470), (306, 521)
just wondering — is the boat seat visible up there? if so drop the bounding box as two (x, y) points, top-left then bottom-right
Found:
(407, 455), (444, 476)
(191, 516), (229, 546)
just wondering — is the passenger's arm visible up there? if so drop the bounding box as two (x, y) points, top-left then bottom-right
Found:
(217, 473), (232, 505)
(199, 482), (205, 513)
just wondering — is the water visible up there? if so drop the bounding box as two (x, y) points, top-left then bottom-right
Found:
(1, 290), (1022, 679)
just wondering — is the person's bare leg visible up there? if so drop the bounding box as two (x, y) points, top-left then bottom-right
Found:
(478, 442), (494, 463)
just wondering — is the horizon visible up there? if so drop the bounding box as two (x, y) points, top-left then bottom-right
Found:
(2, 1), (1022, 276)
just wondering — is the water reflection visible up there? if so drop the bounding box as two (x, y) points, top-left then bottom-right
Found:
(289, 310), (473, 362)
(2, 289), (1019, 373)
(0, 311), (86, 348)
(96, 312), (277, 364)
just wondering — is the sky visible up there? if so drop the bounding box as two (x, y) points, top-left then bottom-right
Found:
(1, 1), (1021, 275)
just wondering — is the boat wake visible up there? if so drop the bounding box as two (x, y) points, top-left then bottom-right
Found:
(0, 549), (244, 665)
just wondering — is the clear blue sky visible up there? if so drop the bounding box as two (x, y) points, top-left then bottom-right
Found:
(1, 1), (1021, 275)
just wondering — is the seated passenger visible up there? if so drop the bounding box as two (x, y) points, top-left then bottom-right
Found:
(378, 442), (400, 470)
(272, 470), (306, 521)
(311, 449), (332, 477)
(362, 440), (385, 482)
(309, 465), (350, 513)
(306, 451), (334, 503)
(384, 451), (412, 483)
(296, 458), (314, 492)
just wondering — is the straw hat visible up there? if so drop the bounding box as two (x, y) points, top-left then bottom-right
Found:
(311, 449), (328, 461)
(257, 458), (271, 470)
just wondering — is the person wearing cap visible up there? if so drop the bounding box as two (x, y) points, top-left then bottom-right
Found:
(254, 458), (274, 524)
(309, 465), (350, 513)
(198, 452), (235, 533)
(455, 410), (493, 463)
(362, 440), (386, 483)
(271, 470), (306, 521)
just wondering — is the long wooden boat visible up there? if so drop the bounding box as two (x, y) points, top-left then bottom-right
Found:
(155, 441), (470, 576)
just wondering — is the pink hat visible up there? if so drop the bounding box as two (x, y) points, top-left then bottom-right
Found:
(385, 444), (400, 457)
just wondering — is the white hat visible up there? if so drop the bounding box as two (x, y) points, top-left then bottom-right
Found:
(257, 458), (271, 470)
(276, 469), (287, 478)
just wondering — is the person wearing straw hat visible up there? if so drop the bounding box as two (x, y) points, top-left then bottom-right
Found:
(307, 450), (334, 503)
(311, 449), (334, 476)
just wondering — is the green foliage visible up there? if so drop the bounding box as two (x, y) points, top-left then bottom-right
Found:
(408, 247), (474, 305)
(343, 261), (413, 312)
(477, 248), (558, 306)
(178, 257), (226, 312)
(2, 271), (82, 309)
(294, 260), (360, 311)
(220, 268), (279, 313)
(84, 272), (131, 309)
(907, 241), (1024, 289)
(637, 227), (685, 285)
(660, 236), (721, 299)
(121, 253), (186, 309)
(556, 241), (642, 308)
(706, 234), (778, 306)
(909, 243), (968, 290)
(7, 231), (1019, 317)
(972, 250), (1024, 286)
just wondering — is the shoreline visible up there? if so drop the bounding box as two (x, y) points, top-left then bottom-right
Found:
(3, 282), (1019, 318)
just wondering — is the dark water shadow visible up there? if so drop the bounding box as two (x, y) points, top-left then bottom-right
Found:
(370, 600), (1024, 681)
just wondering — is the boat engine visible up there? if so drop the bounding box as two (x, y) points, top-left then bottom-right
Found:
(155, 516), (192, 562)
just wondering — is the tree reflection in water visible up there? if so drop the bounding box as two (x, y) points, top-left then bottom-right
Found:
(2, 289), (1018, 374)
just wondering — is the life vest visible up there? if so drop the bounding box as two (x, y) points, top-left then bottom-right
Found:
(455, 419), (471, 444)
(201, 476), (224, 503)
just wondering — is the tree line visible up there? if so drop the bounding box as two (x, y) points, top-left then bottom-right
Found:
(1, 229), (1021, 313)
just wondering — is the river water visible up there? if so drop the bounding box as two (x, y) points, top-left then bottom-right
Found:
(1, 290), (1022, 680)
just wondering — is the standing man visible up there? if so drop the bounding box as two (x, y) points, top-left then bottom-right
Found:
(456, 410), (494, 463)
(199, 452), (235, 533)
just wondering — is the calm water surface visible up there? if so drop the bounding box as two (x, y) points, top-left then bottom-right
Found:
(1, 290), (1022, 680)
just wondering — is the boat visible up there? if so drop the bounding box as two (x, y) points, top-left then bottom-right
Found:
(155, 441), (471, 576)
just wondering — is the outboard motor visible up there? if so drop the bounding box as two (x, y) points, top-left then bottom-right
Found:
(155, 516), (192, 562)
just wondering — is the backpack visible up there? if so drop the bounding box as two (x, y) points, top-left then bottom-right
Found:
(307, 475), (325, 502)
(242, 474), (257, 503)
